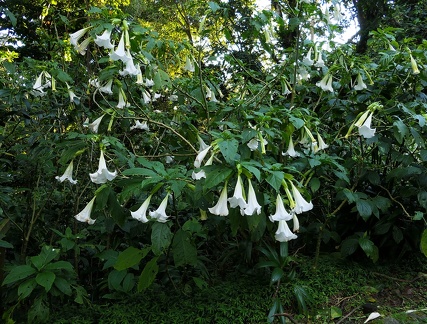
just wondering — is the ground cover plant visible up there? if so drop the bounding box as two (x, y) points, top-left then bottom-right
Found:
(1, 0), (427, 323)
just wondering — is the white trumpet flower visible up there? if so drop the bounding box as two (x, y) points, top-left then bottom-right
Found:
(94, 29), (114, 49)
(354, 74), (367, 91)
(89, 151), (117, 184)
(244, 179), (261, 216)
(228, 175), (247, 214)
(275, 220), (298, 242)
(208, 185), (229, 216)
(74, 196), (96, 225)
(358, 112), (376, 138)
(149, 194), (170, 223)
(269, 194), (293, 222)
(130, 120), (149, 131)
(131, 195), (152, 223)
(290, 182), (313, 214)
(55, 161), (78, 184)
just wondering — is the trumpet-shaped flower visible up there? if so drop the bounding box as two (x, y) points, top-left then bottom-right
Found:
(194, 145), (212, 168)
(152, 93), (161, 101)
(298, 67), (310, 81)
(32, 72), (47, 97)
(99, 79), (113, 94)
(149, 194), (170, 223)
(74, 196), (96, 225)
(282, 136), (300, 157)
(228, 175), (247, 214)
(247, 138), (259, 151)
(66, 83), (79, 103)
(292, 213), (300, 232)
(89, 151), (117, 184)
(314, 133), (329, 152)
(244, 179), (261, 216)
(184, 56), (195, 72)
(130, 120), (149, 131)
(131, 195), (152, 223)
(94, 29), (114, 49)
(110, 32), (130, 63)
(315, 50), (325, 68)
(275, 220), (298, 242)
(269, 194), (293, 222)
(358, 112), (376, 138)
(55, 161), (78, 184)
(119, 51), (139, 76)
(165, 156), (174, 164)
(84, 114), (104, 133)
(69, 27), (91, 49)
(208, 185), (229, 216)
(76, 37), (92, 55)
(316, 74), (333, 92)
(142, 90), (151, 104)
(291, 182), (313, 214)
(410, 54), (420, 75)
(116, 89), (129, 109)
(303, 48), (314, 66)
(192, 153), (214, 180)
(354, 74), (367, 91)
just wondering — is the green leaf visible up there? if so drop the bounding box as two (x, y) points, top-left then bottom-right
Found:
(240, 161), (261, 181)
(265, 171), (284, 192)
(121, 168), (159, 177)
(5, 8), (17, 27)
(137, 257), (159, 292)
(330, 306), (342, 319)
(31, 246), (60, 270)
(420, 229), (427, 257)
(289, 116), (304, 129)
(204, 165), (233, 190)
(0, 239), (13, 248)
(341, 238), (359, 257)
(18, 278), (37, 299)
(218, 138), (239, 164)
(44, 260), (74, 273)
(108, 269), (127, 291)
(208, 1), (221, 12)
(35, 271), (56, 292)
(2, 265), (37, 285)
(356, 200), (372, 220)
(393, 119), (408, 144)
(271, 267), (284, 283)
(359, 236), (379, 262)
(172, 229), (198, 267)
(28, 296), (49, 324)
(114, 246), (149, 271)
(151, 222), (173, 256)
(53, 277), (72, 296)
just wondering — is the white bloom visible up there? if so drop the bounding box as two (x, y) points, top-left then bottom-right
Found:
(282, 136), (300, 157)
(32, 72), (47, 97)
(169, 94), (178, 101)
(142, 90), (151, 104)
(205, 87), (212, 99)
(89, 151), (117, 184)
(244, 179), (261, 216)
(228, 175), (247, 214)
(298, 67), (310, 80)
(94, 29), (114, 49)
(198, 136), (210, 152)
(410, 54), (420, 75)
(192, 153), (214, 180)
(269, 194), (293, 222)
(364, 312), (381, 323)
(314, 51), (325, 68)
(130, 120), (149, 131)
(116, 89), (129, 109)
(247, 138), (259, 151)
(208, 185), (229, 216)
(131, 195), (152, 223)
(152, 93), (161, 101)
(76, 37), (92, 55)
(354, 74), (367, 91)
(74, 196), (96, 225)
(302, 48), (313, 66)
(145, 79), (155, 87)
(89, 78), (100, 88)
(292, 213), (300, 232)
(55, 161), (78, 184)
(165, 156), (174, 164)
(314, 133), (329, 152)
(99, 79), (113, 94)
(119, 50), (139, 76)
(290, 182), (313, 214)
(358, 112), (376, 138)
(84, 114), (104, 133)
(316, 74), (333, 92)
(69, 27), (91, 49)
(110, 32), (130, 63)
(66, 83), (79, 103)
(194, 145), (211, 168)
(149, 194), (170, 223)
(275, 220), (298, 242)
(184, 56), (195, 72)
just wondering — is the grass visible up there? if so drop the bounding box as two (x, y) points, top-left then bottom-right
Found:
(51, 253), (427, 324)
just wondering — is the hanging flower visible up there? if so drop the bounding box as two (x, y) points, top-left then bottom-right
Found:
(110, 32), (130, 63)
(66, 83), (79, 103)
(410, 54), (420, 75)
(275, 220), (298, 242)
(247, 138), (259, 151)
(89, 151), (117, 184)
(302, 48), (314, 66)
(314, 133), (329, 152)
(228, 175), (247, 214)
(149, 193), (170, 223)
(194, 145), (212, 168)
(55, 161), (78, 184)
(316, 74), (333, 92)
(354, 74), (367, 91)
(32, 72), (47, 97)
(290, 182), (313, 214)
(131, 195), (152, 223)
(292, 213), (300, 232)
(94, 29), (114, 49)
(297, 67), (310, 81)
(69, 26), (92, 49)
(269, 194), (293, 222)
(192, 153), (214, 180)
(282, 136), (300, 158)
(184, 56), (195, 72)
(244, 179), (262, 216)
(142, 90), (151, 104)
(130, 120), (149, 131)
(116, 89), (129, 109)
(165, 156), (174, 164)
(208, 185), (229, 216)
(358, 111), (376, 138)
(152, 93), (161, 101)
(119, 50), (139, 76)
(315, 50), (325, 68)
(74, 196), (96, 225)
(84, 114), (105, 133)
(76, 37), (92, 55)
(99, 79), (113, 94)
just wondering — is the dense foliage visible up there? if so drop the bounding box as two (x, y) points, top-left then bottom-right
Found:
(1, 0), (427, 322)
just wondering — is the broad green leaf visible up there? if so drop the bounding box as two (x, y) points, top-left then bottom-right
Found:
(204, 165), (233, 190)
(114, 246), (149, 271)
(151, 222), (172, 256)
(35, 271), (56, 292)
(393, 119), (408, 143)
(356, 199), (373, 220)
(271, 267), (284, 283)
(341, 238), (358, 257)
(54, 277), (72, 296)
(359, 236), (379, 262)
(31, 246), (60, 271)
(44, 261), (74, 273)
(289, 116), (304, 129)
(240, 161), (261, 181)
(121, 168), (159, 177)
(172, 229), (198, 267)
(218, 138), (239, 164)
(28, 296), (49, 324)
(137, 257), (159, 292)
(265, 171), (284, 192)
(122, 272), (135, 293)
(2, 265), (37, 285)
(330, 306), (342, 319)
(18, 278), (37, 299)
(410, 127), (425, 148)
(208, 1), (221, 12)
(108, 269), (127, 291)
(0, 239), (13, 248)
(5, 8), (17, 27)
